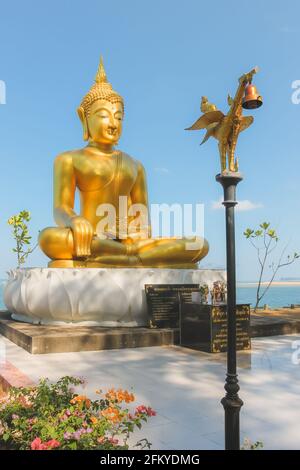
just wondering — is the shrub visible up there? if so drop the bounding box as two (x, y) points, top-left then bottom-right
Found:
(0, 376), (156, 450)
(7, 210), (38, 267)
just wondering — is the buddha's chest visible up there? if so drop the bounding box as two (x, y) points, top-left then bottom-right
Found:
(74, 152), (138, 193)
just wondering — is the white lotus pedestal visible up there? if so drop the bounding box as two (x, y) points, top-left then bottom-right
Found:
(4, 268), (226, 326)
(1, 267), (226, 354)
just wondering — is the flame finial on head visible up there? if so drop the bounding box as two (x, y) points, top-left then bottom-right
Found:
(95, 56), (107, 84)
(79, 56), (124, 115)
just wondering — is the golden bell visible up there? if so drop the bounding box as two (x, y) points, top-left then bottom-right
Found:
(242, 83), (263, 109)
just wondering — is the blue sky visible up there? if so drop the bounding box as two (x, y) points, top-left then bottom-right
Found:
(0, 0), (300, 281)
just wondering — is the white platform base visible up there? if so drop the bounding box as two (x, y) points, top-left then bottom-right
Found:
(4, 268), (226, 326)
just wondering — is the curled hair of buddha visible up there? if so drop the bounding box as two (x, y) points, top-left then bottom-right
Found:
(78, 56), (124, 116)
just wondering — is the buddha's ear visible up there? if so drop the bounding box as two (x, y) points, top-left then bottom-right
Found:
(77, 106), (89, 141)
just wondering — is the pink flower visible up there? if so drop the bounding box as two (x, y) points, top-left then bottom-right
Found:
(45, 439), (60, 449)
(31, 438), (48, 450)
(109, 437), (119, 445)
(30, 437), (60, 450)
(78, 376), (87, 388)
(135, 405), (156, 417)
(146, 407), (156, 417)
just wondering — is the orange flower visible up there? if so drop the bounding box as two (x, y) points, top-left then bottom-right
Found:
(105, 388), (135, 404)
(85, 399), (91, 408)
(90, 416), (98, 425)
(105, 389), (116, 401)
(124, 391), (135, 403)
(70, 395), (91, 408)
(101, 407), (121, 423)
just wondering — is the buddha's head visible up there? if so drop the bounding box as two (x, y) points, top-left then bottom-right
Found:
(77, 57), (124, 147)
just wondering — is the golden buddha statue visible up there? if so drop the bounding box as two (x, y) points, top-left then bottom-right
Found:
(39, 58), (209, 268)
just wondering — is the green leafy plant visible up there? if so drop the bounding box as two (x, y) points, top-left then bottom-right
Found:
(7, 210), (38, 267)
(0, 376), (156, 450)
(244, 222), (299, 311)
(241, 438), (263, 450)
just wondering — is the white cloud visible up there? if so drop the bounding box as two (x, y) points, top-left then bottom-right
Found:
(211, 197), (263, 212)
(154, 167), (170, 174)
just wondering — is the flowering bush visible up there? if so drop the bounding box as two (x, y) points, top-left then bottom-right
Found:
(0, 376), (156, 450)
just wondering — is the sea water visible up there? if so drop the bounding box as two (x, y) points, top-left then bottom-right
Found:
(237, 284), (300, 308)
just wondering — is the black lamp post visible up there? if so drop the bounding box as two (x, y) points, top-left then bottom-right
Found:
(216, 172), (243, 450)
(185, 66), (263, 450)
(216, 72), (262, 451)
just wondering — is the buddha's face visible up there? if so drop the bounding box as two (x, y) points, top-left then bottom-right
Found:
(86, 99), (123, 146)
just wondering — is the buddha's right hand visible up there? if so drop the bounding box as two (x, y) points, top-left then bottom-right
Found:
(69, 216), (94, 258)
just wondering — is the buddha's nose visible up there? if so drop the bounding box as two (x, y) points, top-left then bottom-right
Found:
(108, 124), (117, 133)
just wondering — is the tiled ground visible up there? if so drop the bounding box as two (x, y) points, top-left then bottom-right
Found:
(1, 333), (300, 450)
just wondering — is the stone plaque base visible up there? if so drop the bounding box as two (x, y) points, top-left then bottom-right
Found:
(180, 303), (251, 353)
(3, 308), (300, 354)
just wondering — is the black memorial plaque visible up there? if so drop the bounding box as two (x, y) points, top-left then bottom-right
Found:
(145, 284), (200, 328)
(180, 302), (251, 353)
